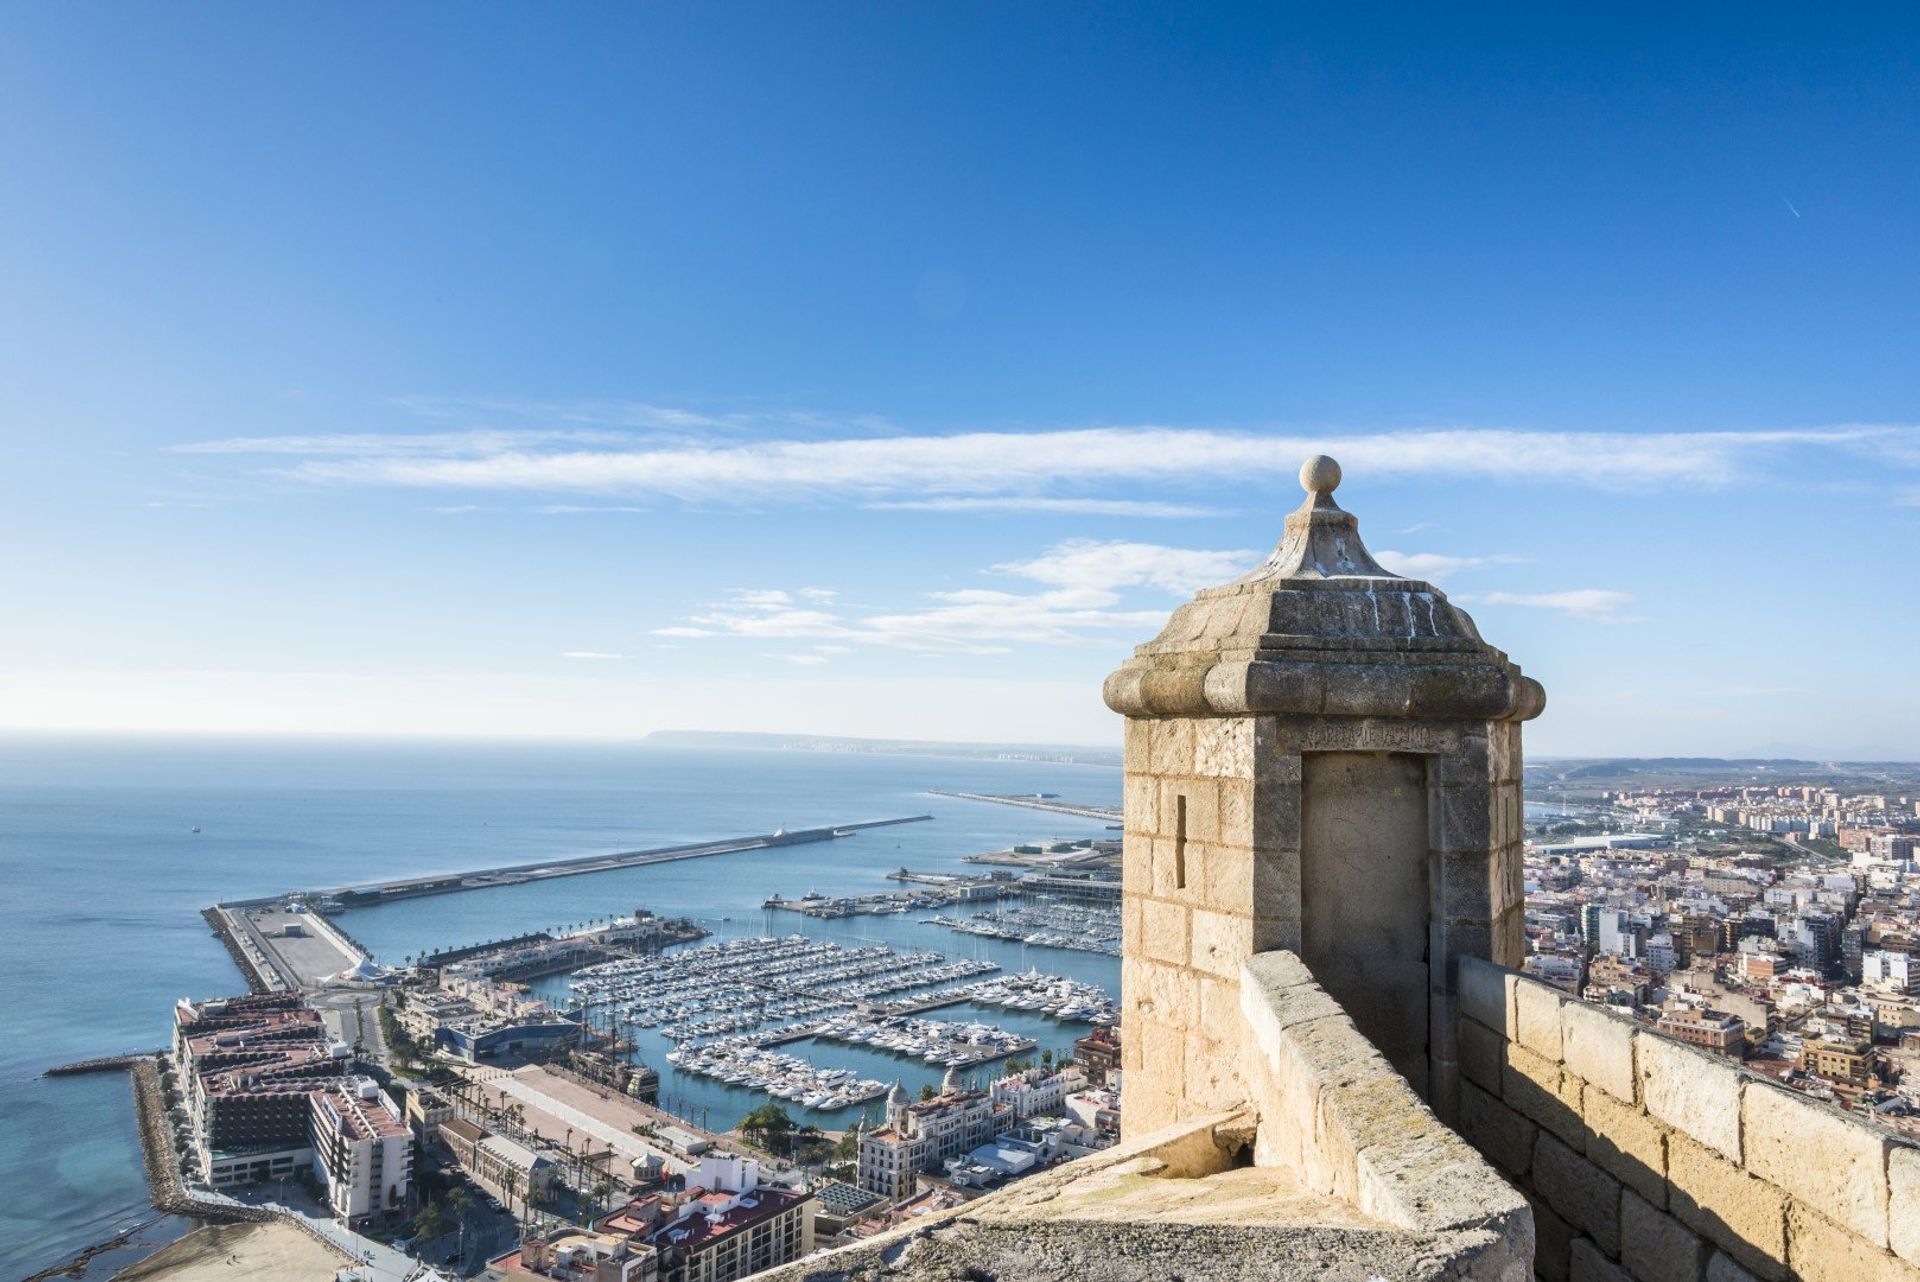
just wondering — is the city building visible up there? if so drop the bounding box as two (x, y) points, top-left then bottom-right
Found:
(988, 1065), (1084, 1120)
(172, 992), (350, 1187)
(605, 1156), (812, 1282)
(1070, 1025), (1119, 1084)
(1864, 949), (1920, 995)
(310, 1077), (412, 1225)
(857, 1084), (1002, 1201)
(437, 1116), (555, 1216)
(1654, 1006), (1748, 1056)
(1803, 1038), (1877, 1087)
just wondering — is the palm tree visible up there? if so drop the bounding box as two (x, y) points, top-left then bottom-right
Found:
(446, 1186), (474, 1264)
(499, 1166), (522, 1221)
(413, 1197), (450, 1243)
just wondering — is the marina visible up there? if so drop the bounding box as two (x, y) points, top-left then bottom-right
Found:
(920, 901), (1121, 956)
(560, 936), (1112, 1112)
(807, 1014), (1036, 1067)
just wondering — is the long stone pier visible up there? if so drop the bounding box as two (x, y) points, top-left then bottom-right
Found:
(927, 788), (1120, 821)
(222, 814), (934, 912)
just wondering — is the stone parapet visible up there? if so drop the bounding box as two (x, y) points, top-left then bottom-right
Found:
(1452, 956), (1920, 1282)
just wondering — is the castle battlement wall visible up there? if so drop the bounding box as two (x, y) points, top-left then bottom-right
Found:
(1455, 955), (1919, 1282)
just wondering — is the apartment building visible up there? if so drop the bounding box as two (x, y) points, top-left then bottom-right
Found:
(172, 992), (349, 1186)
(1655, 1006), (1747, 1057)
(311, 1077), (411, 1225)
(857, 1085), (1002, 1201)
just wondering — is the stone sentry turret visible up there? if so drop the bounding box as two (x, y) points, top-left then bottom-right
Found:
(1104, 455), (1545, 1136)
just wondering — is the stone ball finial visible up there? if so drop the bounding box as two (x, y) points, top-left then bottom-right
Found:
(1300, 454), (1342, 496)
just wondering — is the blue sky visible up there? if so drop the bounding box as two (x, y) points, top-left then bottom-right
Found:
(1, 5), (1916, 755)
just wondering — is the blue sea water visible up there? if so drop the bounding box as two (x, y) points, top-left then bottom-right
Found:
(0, 735), (1121, 1276)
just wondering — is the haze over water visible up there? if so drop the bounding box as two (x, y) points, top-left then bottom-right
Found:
(0, 735), (1119, 1277)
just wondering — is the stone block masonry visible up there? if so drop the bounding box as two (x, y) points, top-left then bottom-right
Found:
(1455, 956), (1920, 1282)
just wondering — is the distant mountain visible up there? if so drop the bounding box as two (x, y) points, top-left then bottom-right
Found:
(641, 729), (1121, 767)
(1529, 756), (1920, 789)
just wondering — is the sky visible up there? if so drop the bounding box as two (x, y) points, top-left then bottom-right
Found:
(0, 4), (1916, 757)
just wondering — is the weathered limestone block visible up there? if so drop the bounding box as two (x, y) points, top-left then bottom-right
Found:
(1457, 957), (1513, 1035)
(1535, 1133), (1622, 1256)
(1531, 1193), (1576, 1282)
(1582, 1084), (1668, 1207)
(1562, 1000), (1636, 1104)
(1140, 898), (1191, 967)
(1785, 1203), (1920, 1282)
(1665, 1133), (1788, 1282)
(1458, 1018), (1505, 1096)
(1892, 1145), (1920, 1265)
(1638, 1032), (1742, 1163)
(1505, 1043), (1586, 1149)
(1514, 978), (1566, 1060)
(1622, 1189), (1710, 1282)
(1459, 1081), (1535, 1179)
(1189, 906), (1253, 979)
(1573, 1237), (1630, 1282)
(1123, 774), (1160, 833)
(1192, 717), (1254, 777)
(1742, 1081), (1891, 1248)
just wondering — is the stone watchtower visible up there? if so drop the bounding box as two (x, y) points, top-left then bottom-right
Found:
(1104, 456), (1544, 1136)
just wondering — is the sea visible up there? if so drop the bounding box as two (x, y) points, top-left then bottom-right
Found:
(0, 735), (1122, 1278)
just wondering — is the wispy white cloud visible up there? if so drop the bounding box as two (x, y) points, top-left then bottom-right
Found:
(990, 539), (1255, 597)
(783, 654), (829, 666)
(866, 497), (1228, 518)
(177, 429), (629, 458)
(532, 504), (649, 515)
(651, 539), (1253, 655)
(1472, 589), (1635, 621)
(210, 422), (1919, 503)
(1374, 550), (1528, 581)
(1896, 486), (1920, 507)
(560, 650), (624, 660)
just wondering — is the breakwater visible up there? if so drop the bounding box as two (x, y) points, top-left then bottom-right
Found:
(230, 815), (934, 910)
(126, 1057), (266, 1224)
(927, 789), (1121, 821)
(43, 1050), (166, 1077)
(201, 907), (279, 993)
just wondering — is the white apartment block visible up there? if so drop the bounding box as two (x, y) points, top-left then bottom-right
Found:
(311, 1078), (411, 1225)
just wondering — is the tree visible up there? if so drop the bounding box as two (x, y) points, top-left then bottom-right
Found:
(739, 1104), (796, 1154)
(918, 1084), (937, 1102)
(412, 1197), (450, 1242)
(446, 1186), (474, 1263)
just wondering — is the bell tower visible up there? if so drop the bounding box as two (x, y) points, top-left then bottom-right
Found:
(1104, 456), (1545, 1136)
